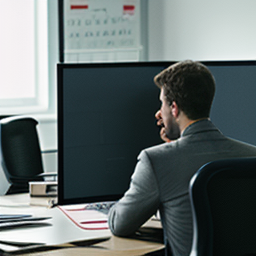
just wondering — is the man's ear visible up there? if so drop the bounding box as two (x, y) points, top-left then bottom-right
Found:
(171, 101), (180, 118)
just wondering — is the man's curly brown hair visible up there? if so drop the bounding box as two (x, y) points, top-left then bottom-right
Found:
(154, 60), (216, 120)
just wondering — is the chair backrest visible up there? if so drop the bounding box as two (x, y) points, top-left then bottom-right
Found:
(189, 158), (256, 256)
(0, 116), (44, 194)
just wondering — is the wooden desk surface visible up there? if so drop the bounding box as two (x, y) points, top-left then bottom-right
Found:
(0, 194), (164, 256)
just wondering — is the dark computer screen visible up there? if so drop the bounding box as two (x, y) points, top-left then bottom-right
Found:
(58, 60), (256, 205)
(204, 61), (256, 146)
(58, 62), (172, 205)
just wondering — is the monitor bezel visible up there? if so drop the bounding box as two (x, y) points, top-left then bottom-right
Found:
(57, 61), (174, 205)
(57, 60), (256, 206)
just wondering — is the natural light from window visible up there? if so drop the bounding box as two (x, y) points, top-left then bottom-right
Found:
(0, 0), (48, 114)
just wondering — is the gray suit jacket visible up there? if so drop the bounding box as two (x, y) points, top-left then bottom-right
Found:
(108, 119), (256, 256)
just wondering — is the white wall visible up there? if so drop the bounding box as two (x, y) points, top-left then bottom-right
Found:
(148, 0), (256, 61)
(40, 0), (256, 173)
(38, 0), (58, 173)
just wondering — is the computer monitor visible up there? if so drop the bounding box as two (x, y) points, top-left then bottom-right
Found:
(57, 62), (173, 205)
(58, 60), (256, 206)
(204, 60), (256, 146)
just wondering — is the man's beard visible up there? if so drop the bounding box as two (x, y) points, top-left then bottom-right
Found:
(165, 121), (180, 140)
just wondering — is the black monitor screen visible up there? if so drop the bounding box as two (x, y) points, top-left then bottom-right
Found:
(58, 62), (172, 205)
(205, 61), (256, 146)
(58, 60), (256, 205)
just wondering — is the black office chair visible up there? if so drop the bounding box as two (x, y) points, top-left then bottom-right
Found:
(0, 116), (46, 194)
(189, 158), (256, 256)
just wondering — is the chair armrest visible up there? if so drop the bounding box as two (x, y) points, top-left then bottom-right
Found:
(37, 172), (57, 181)
(8, 175), (43, 183)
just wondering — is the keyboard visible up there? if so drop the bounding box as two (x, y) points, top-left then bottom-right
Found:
(84, 201), (116, 215)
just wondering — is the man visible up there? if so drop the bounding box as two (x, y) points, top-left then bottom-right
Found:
(108, 60), (256, 256)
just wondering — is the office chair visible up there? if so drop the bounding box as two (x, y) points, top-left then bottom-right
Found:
(189, 157), (256, 256)
(0, 116), (46, 195)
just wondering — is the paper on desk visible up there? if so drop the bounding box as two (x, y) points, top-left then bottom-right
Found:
(0, 242), (25, 252)
(0, 207), (111, 252)
(0, 239), (46, 252)
(58, 205), (109, 230)
(0, 214), (32, 220)
(0, 217), (52, 230)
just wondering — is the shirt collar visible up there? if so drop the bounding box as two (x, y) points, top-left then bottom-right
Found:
(181, 118), (210, 137)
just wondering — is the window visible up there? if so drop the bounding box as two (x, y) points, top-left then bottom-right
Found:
(0, 0), (48, 115)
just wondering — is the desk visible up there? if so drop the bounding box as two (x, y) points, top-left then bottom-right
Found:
(0, 194), (164, 256)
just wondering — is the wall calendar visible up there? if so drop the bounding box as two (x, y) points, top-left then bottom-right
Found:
(61, 0), (141, 62)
